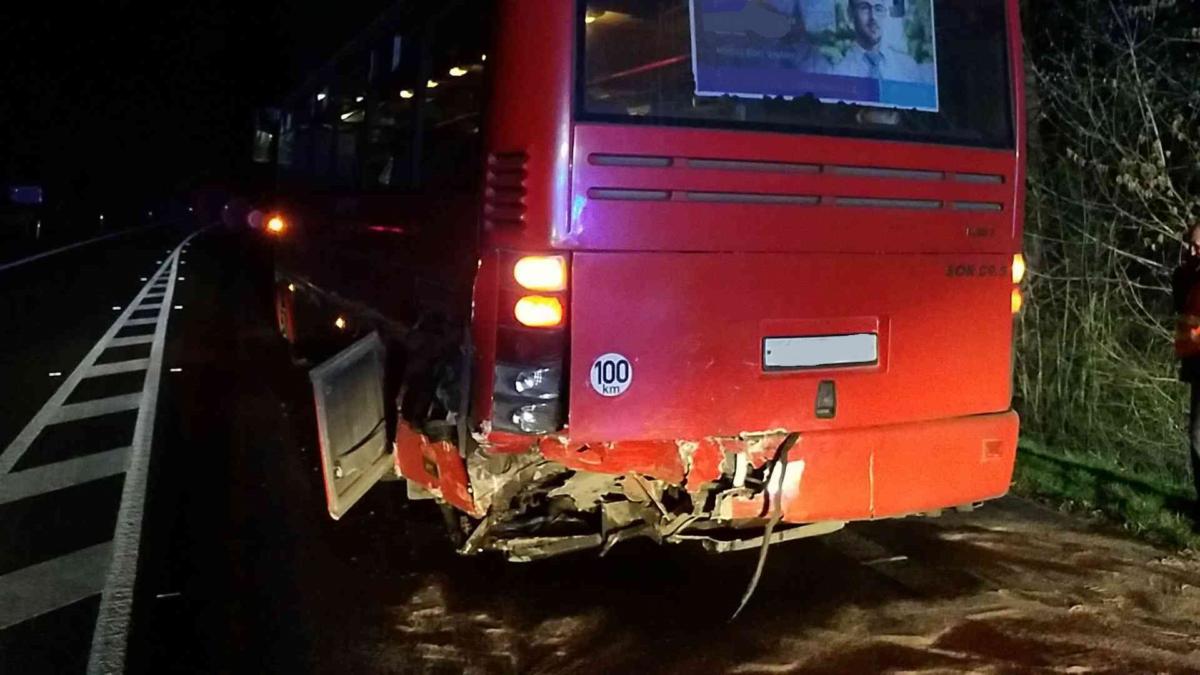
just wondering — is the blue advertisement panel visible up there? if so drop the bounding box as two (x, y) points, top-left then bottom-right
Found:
(690, 0), (939, 112)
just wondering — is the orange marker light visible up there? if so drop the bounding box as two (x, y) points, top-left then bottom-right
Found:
(334, 316), (347, 330)
(514, 256), (567, 292)
(1011, 287), (1024, 315)
(267, 215), (287, 234)
(515, 296), (564, 328)
(1012, 253), (1027, 285)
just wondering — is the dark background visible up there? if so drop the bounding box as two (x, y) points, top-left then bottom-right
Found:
(0, 0), (393, 220)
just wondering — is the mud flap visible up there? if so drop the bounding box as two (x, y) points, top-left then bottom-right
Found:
(310, 332), (394, 519)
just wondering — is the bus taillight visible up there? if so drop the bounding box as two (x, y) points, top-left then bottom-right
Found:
(1011, 287), (1024, 315)
(1012, 254), (1027, 285)
(514, 255), (567, 292)
(514, 295), (564, 328)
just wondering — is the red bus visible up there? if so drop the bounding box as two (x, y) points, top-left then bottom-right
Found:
(267, 0), (1026, 560)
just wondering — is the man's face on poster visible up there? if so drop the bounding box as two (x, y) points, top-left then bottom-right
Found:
(850, 1), (885, 49)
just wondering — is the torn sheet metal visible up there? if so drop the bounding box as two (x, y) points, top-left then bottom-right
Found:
(491, 534), (604, 562)
(678, 521), (847, 553)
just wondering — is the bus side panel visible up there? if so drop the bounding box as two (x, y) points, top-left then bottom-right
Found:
(274, 193), (478, 328)
(484, 0), (574, 251)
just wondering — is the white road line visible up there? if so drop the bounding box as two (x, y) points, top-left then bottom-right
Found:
(53, 393), (143, 424)
(107, 335), (155, 348)
(0, 543), (112, 630)
(136, 303), (163, 310)
(88, 230), (201, 675)
(122, 318), (158, 327)
(0, 228), (203, 659)
(86, 359), (151, 378)
(0, 255), (172, 475)
(0, 227), (153, 274)
(0, 449), (130, 506)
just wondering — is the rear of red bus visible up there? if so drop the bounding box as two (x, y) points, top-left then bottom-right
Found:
(399, 0), (1024, 558)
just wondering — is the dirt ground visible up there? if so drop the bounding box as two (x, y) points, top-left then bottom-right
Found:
(345, 498), (1200, 675)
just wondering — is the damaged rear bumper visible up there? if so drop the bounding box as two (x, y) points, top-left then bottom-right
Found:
(401, 411), (1019, 560)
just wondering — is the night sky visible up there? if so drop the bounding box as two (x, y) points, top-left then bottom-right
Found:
(0, 0), (391, 214)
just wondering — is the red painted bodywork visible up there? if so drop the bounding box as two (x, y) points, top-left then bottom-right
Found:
(394, 422), (478, 516)
(394, 0), (1028, 528)
(719, 412), (1018, 522)
(566, 125), (1021, 253)
(477, 412), (1017, 525)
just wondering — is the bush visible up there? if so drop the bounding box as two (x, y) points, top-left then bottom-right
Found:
(1019, 0), (1200, 489)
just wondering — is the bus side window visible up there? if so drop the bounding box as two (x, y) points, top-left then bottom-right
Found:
(419, 3), (491, 193)
(281, 103), (316, 188)
(309, 87), (335, 186)
(363, 34), (420, 192)
(332, 59), (368, 189)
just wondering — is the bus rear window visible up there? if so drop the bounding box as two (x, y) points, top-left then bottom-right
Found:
(579, 0), (1013, 148)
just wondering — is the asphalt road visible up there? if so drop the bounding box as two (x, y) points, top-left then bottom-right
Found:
(0, 223), (195, 672)
(2, 228), (1199, 674)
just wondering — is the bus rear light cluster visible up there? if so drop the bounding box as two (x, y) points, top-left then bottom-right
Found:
(493, 252), (570, 434)
(1011, 253), (1027, 315)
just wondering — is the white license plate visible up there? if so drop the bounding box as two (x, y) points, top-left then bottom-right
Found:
(763, 334), (879, 369)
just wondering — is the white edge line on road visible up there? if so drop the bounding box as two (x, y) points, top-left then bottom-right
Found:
(108, 335), (155, 348)
(122, 317), (159, 327)
(0, 543), (113, 630)
(0, 227), (155, 274)
(86, 359), (151, 378)
(0, 448), (130, 506)
(0, 254), (173, 475)
(87, 228), (204, 675)
(52, 393), (143, 425)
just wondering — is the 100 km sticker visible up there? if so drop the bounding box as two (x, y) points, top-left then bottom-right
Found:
(590, 353), (632, 397)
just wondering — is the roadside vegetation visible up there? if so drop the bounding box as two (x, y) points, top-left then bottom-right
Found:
(1014, 0), (1200, 547)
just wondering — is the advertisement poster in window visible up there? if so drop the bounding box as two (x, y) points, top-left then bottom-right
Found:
(689, 0), (939, 112)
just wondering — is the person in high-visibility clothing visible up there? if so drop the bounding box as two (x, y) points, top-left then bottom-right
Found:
(1172, 223), (1200, 517)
